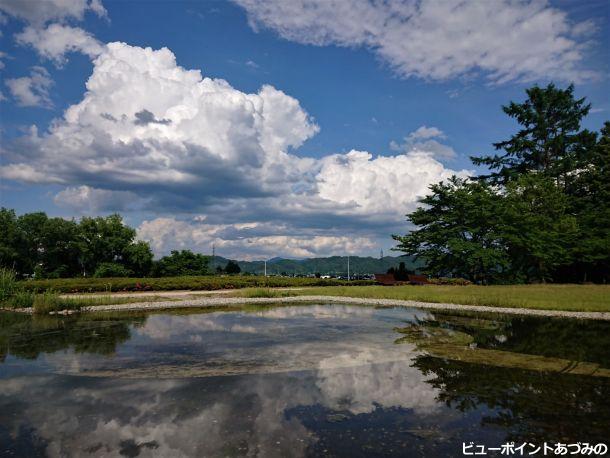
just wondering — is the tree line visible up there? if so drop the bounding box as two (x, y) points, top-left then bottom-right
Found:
(0, 210), (240, 278)
(394, 84), (609, 284)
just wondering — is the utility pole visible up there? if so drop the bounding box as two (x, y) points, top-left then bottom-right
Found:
(212, 243), (215, 274)
(264, 259), (267, 277)
(347, 255), (350, 281)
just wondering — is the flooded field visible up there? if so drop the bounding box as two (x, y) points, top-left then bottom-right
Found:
(1, 304), (609, 457)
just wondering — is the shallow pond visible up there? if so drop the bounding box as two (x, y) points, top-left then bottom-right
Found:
(1, 304), (609, 457)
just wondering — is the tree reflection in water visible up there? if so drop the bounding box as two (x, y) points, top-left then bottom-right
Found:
(396, 312), (610, 444)
(0, 312), (146, 361)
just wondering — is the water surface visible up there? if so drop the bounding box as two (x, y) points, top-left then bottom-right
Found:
(1, 304), (609, 457)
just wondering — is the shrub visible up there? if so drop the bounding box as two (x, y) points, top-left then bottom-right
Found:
(0, 268), (17, 302)
(94, 263), (132, 278)
(153, 250), (209, 276)
(18, 275), (374, 293)
(428, 277), (473, 286)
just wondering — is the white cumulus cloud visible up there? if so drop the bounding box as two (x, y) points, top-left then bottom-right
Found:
(5, 66), (53, 107)
(16, 23), (104, 66)
(390, 125), (457, 160)
(0, 0), (106, 25)
(234, 0), (598, 84)
(315, 149), (466, 215)
(3, 42), (469, 257)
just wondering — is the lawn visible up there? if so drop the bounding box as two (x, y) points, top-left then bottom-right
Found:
(236, 284), (610, 312)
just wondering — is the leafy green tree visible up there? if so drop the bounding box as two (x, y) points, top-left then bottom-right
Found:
(124, 241), (154, 277)
(387, 261), (412, 280)
(17, 212), (48, 276)
(471, 84), (596, 186)
(0, 208), (22, 274)
(224, 260), (241, 275)
(0, 210), (152, 278)
(38, 217), (81, 278)
(397, 84), (609, 284)
(561, 121), (610, 282)
(501, 174), (577, 283)
(393, 177), (509, 283)
(153, 250), (209, 276)
(93, 262), (132, 278)
(77, 214), (137, 276)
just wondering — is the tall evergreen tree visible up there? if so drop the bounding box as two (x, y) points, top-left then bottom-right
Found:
(471, 84), (596, 186)
(396, 84), (609, 284)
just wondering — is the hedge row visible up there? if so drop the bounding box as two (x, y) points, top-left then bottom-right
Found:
(18, 275), (374, 293)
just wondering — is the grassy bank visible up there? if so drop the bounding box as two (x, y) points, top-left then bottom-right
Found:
(18, 276), (373, 294)
(2, 293), (183, 314)
(237, 284), (610, 312)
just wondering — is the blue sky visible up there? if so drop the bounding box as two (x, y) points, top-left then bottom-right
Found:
(0, 0), (609, 259)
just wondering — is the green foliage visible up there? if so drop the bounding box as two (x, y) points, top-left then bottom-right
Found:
(8, 290), (35, 309)
(562, 121), (610, 282)
(393, 177), (509, 283)
(0, 211), (155, 279)
(397, 84), (609, 284)
(77, 214), (138, 276)
(427, 277), (472, 286)
(124, 241), (154, 276)
(0, 268), (17, 302)
(0, 209), (21, 273)
(94, 262), (133, 278)
(241, 288), (296, 298)
(224, 260), (241, 274)
(32, 290), (62, 314)
(18, 275), (373, 293)
(471, 83), (596, 184)
(153, 250), (209, 276)
(501, 174), (577, 282)
(387, 261), (413, 281)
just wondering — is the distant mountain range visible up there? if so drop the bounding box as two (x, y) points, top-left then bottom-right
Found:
(210, 255), (422, 276)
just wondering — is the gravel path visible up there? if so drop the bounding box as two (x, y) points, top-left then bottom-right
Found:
(73, 295), (610, 320)
(5, 295), (609, 320)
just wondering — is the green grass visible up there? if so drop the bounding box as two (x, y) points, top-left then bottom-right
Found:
(32, 290), (63, 314)
(0, 268), (17, 302)
(8, 290), (36, 308)
(240, 288), (302, 298)
(2, 293), (180, 314)
(18, 275), (373, 294)
(236, 284), (610, 312)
